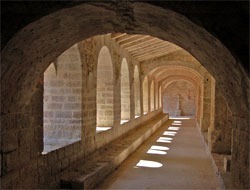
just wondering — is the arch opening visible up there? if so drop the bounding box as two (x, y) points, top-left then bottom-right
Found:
(120, 58), (131, 124)
(159, 86), (162, 108)
(150, 80), (155, 111)
(134, 65), (141, 117)
(43, 44), (82, 153)
(96, 46), (114, 131)
(1, 3), (248, 188)
(143, 76), (149, 114)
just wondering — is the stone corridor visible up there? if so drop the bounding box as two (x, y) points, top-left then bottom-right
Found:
(97, 118), (219, 189)
(1, 2), (249, 189)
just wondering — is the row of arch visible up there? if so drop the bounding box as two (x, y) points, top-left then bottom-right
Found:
(96, 46), (163, 129)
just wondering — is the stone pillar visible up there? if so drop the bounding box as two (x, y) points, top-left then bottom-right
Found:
(78, 39), (97, 156)
(174, 95), (181, 116)
(208, 83), (232, 154)
(201, 74), (214, 132)
(231, 117), (249, 189)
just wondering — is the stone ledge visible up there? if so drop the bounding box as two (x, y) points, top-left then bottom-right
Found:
(60, 113), (169, 189)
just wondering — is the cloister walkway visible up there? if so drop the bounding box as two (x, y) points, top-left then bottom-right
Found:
(97, 118), (219, 189)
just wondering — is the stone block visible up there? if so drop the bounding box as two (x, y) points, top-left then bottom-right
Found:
(19, 144), (31, 165)
(64, 103), (81, 110)
(2, 132), (18, 152)
(55, 111), (72, 118)
(72, 88), (81, 94)
(66, 81), (81, 87)
(73, 111), (82, 118)
(47, 103), (63, 110)
(1, 114), (16, 133)
(16, 114), (30, 129)
(3, 150), (19, 173)
(49, 80), (64, 87)
(68, 96), (77, 102)
(61, 158), (69, 169)
(52, 96), (65, 102)
(44, 111), (54, 118)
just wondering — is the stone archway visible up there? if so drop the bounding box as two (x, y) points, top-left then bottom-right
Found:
(97, 46), (114, 127)
(1, 2), (248, 188)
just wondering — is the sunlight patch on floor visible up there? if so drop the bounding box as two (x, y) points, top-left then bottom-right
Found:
(168, 126), (180, 131)
(163, 131), (177, 136)
(157, 137), (172, 143)
(150, 145), (169, 151)
(135, 160), (163, 168)
(147, 149), (167, 155)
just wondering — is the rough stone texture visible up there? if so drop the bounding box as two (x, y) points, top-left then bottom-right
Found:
(0, 2), (248, 189)
(208, 85), (232, 155)
(200, 73), (214, 132)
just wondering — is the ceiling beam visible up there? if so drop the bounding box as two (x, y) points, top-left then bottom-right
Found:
(111, 33), (127, 40)
(134, 46), (179, 60)
(121, 36), (154, 49)
(115, 34), (136, 42)
(131, 44), (177, 57)
(118, 35), (147, 46)
(136, 50), (178, 62)
(126, 40), (164, 53)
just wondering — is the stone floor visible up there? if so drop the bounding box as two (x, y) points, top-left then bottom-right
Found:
(97, 118), (219, 189)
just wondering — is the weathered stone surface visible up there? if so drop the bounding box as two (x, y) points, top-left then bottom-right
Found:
(0, 2), (248, 189)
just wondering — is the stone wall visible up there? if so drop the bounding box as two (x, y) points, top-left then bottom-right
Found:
(1, 3), (248, 187)
(43, 44), (82, 152)
(163, 81), (196, 116)
(208, 85), (232, 154)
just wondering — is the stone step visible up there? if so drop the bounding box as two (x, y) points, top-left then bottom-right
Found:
(60, 113), (169, 189)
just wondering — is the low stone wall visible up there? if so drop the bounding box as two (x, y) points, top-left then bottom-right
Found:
(96, 109), (162, 150)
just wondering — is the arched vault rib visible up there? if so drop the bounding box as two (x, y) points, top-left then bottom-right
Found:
(1, 2), (248, 188)
(145, 62), (207, 81)
(161, 75), (200, 93)
(152, 67), (203, 87)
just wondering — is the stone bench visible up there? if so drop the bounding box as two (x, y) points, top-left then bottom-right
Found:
(60, 113), (168, 189)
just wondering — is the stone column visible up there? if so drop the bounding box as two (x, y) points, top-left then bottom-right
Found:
(78, 39), (97, 156)
(201, 74), (214, 132)
(231, 117), (249, 189)
(208, 83), (232, 154)
(174, 95), (181, 116)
